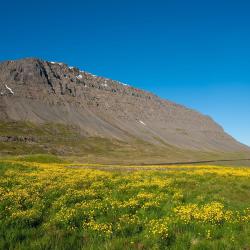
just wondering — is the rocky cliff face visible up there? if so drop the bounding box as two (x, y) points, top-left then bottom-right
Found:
(0, 58), (248, 152)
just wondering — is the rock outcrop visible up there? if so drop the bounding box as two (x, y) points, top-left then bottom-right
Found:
(0, 58), (249, 152)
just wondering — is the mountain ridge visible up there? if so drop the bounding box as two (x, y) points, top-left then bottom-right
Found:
(0, 58), (249, 158)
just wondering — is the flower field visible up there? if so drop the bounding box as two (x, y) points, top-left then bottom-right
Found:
(0, 156), (250, 249)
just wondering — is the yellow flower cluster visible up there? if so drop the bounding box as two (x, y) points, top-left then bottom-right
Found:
(0, 158), (249, 247)
(172, 190), (184, 202)
(174, 202), (249, 224)
(146, 218), (169, 239)
(84, 220), (113, 237)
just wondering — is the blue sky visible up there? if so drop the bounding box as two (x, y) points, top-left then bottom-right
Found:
(1, 0), (249, 146)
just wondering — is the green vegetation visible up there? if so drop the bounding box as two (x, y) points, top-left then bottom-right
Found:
(0, 158), (249, 249)
(0, 121), (248, 165)
(12, 154), (65, 163)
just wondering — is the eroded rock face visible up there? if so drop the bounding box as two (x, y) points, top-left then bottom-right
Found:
(0, 135), (35, 143)
(0, 58), (248, 152)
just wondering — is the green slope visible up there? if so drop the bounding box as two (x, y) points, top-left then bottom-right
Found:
(0, 121), (249, 165)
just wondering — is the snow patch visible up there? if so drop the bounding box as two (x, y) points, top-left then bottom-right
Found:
(50, 61), (63, 66)
(101, 83), (108, 87)
(90, 73), (97, 78)
(139, 120), (146, 126)
(5, 84), (14, 95)
(69, 66), (74, 69)
(117, 81), (129, 86)
(76, 74), (83, 80)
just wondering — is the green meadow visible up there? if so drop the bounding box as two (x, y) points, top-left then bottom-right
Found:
(0, 155), (249, 249)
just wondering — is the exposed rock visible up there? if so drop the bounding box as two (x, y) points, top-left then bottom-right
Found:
(0, 58), (249, 153)
(0, 135), (35, 143)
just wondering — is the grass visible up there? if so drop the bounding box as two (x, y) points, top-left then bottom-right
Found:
(0, 121), (249, 165)
(0, 157), (249, 249)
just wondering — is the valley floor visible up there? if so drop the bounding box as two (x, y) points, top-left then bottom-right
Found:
(0, 155), (250, 249)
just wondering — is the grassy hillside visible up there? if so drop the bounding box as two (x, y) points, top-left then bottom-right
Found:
(0, 121), (249, 165)
(0, 158), (249, 249)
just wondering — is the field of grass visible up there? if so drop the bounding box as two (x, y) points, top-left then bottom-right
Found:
(0, 155), (250, 249)
(2, 121), (250, 166)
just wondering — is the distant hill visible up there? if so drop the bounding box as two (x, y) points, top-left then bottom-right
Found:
(0, 58), (249, 163)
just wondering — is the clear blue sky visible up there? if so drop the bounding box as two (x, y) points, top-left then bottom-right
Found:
(1, 0), (249, 146)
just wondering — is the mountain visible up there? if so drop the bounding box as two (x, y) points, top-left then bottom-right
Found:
(0, 58), (249, 163)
